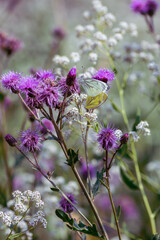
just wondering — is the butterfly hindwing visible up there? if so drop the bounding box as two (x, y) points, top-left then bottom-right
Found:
(85, 92), (108, 109)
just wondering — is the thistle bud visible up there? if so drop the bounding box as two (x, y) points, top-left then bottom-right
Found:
(120, 133), (129, 144)
(66, 68), (76, 86)
(5, 134), (17, 147)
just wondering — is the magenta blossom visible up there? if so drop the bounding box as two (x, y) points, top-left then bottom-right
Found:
(1, 71), (22, 93)
(19, 129), (43, 152)
(92, 68), (115, 84)
(60, 193), (77, 213)
(97, 125), (119, 151)
(131, 0), (159, 16)
(0, 31), (22, 56)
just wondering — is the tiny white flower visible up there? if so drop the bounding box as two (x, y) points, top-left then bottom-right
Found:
(94, 31), (107, 41)
(70, 52), (80, 63)
(108, 37), (117, 47)
(88, 52), (98, 64)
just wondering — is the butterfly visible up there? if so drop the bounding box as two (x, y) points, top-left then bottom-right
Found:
(80, 77), (109, 109)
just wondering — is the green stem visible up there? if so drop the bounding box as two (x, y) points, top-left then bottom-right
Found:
(130, 137), (157, 234)
(72, 167), (109, 240)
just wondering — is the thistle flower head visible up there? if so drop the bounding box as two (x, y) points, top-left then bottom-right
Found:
(59, 193), (76, 213)
(97, 125), (119, 151)
(58, 76), (80, 97)
(19, 129), (42, 152)
(0, 31), (22, 56)
(131, 0), (159, 16)
(35, 69), (55, 83)
(144, 0), (159, 16)
(1, 71), (22, 93)
(52, 27), (66, 40)
(92, 68), (115, 84)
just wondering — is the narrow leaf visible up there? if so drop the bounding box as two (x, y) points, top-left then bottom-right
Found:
(120, 167), (139, 190)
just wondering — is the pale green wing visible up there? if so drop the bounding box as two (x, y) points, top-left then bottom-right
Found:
(85, 92), (108, 109)
(82, 78), (109, 97)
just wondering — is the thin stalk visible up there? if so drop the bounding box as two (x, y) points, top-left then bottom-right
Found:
(83, 124), (92, 196)
(72, 166), (109, 240)
(130, 137), (157, 234)
(0, 104), (13, 196)
(105, 151), (121, 240)
(106, 184), (121, 240)
(103, 220), (143, 240)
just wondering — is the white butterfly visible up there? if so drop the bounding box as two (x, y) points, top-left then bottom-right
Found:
(80, 77), (110, 97)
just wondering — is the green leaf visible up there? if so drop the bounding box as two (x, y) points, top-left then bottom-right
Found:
(8, 233), (24, 239)
(66, 148), (79, 167)
(111, 101), (121, 113)
(120, 167), (139, 190)
(141, 174), (160, 195)
(92, 168), (104, 197)
(116, 205), (121, 220)
(45, 136), (58, 141)
(50, 187), (59, 192)
(55, 209), (73, 225)
(151, 234), (160, 240)
(0, 92), (5, 102)
(132, 108), (141, 131)
(0, 186), (7, 207)
(91, 123), (100, 133)
(55, 209), (104, 238)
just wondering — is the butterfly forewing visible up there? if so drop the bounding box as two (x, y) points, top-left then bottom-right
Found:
(81, 78), (109, 97)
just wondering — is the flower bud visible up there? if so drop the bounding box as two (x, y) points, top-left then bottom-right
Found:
(66, 68), (76, 86)
(120, 133), (129, 144)
(5, 134), (17, 147)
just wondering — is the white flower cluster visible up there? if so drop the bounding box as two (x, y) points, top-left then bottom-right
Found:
(66, 107), (79, 121)
(29, 211), (47, 228)
(53, 55), (70, 66)
(0, 190), (47, 240)
(136, 121), (151, 136)
(71, 93), (87, 105)
(84, 112), (98, 123)
(129, 121), (151, 142)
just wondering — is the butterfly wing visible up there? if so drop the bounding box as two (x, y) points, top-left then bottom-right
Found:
(82, 78), (110, 97)
(85, 92), (108, 109)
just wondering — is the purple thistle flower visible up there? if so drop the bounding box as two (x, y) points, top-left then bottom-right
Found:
(19, 76), (39, 96)
(58, 77), (80, 97)
(52, 27), (66, 40)
(19, 128), (42, 152)
(131, 0), (146, 14)
(33, 69), (60, 108)
(58, 67), (80, 96)
(34, 69), (55, 82)
(131, 0), (159, 15)
(97, 125), (119, 151)
(144, 0), (159, 16)
(59, 193), (76, 213)
(92, 68), (115, 84)
(0, 31), (22, 56)
(1, 71), (22, 93)
(38, 85), (60, 108)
